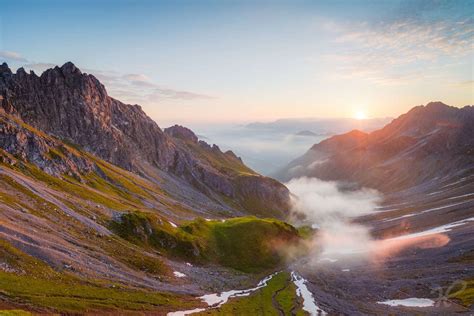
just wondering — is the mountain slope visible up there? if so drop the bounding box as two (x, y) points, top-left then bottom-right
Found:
(278, 103), (474, 314)
(0, 62), (289, 217)
(0, 62), (304, 313)
(276, 102), (474, 192)
(0, 107), (306, 313)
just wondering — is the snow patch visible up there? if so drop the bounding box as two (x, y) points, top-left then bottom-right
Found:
(200, 273), (277, 307)
(391, 217), (474, 240)
(167, 273), (278, 315)
(384, 200), (473, 222)
(378, 298), (434, 307)
(448, 193), (474, 200)
(291, 272), (327, 315)
(173, 271), (186, 278)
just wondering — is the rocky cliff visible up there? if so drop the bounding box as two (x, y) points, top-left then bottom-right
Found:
(0, 62), (289, 216)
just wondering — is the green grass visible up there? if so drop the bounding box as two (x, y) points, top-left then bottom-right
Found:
(17, 162), (140, 211)
(450, 279), (474, 307)
(111, 213), (304, 273)
(9, 147), (193, 217)
(0, 238), (196, 313)
(0, 271), (197, 313)
(0, 239), (56, 277)
(208, 217), (300, 272)
(100, 237), (170, 275)
(0, 174), (61, 219)
(196, 272), (306, 315)
(181, 139), (256, 176)
(0, 311), (32, 316)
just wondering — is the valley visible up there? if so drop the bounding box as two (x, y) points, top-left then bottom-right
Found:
(0, 62), (473, 315)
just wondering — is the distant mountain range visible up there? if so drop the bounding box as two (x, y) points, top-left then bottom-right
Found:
(276, 102), (474, 192)
(245, 116), (392, 135)
(295, 130), (318, 137)
(190, 116), (391, 176)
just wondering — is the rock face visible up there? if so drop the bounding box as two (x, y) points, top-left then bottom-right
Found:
(0, 62), (174, 171)
(0, 109), (95, 178)
(276, 102), (474, 192)
(0, 62), (289, 216)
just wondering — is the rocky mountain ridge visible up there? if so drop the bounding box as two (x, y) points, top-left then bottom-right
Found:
(0, 62), (289, 216)
(276, 102), (474, 192)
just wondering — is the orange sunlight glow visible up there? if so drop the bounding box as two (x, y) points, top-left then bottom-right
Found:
(370, 233), (450, 263)
(354, 110), (368, 120)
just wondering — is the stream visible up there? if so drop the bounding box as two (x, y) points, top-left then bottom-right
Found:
(167, 271), (326, 316)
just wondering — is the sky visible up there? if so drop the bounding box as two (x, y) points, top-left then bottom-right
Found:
(0, 0), (473, 125)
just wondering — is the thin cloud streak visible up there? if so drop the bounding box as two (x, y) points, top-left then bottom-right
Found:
(325, 18), (474, 85)
(18, 61), (215, 104)
(0, 50), (28, 62)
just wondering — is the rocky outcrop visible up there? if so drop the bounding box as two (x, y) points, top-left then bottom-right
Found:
(0, 62), (289, 215)
(0, 62), (175, 171)
(164, 124), (290, 215)
(164, 125), (199, 143)
(0, 109), (94, 178)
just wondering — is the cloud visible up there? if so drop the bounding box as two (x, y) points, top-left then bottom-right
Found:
(287, 177), (381, 222)
(122, 73), (158, 88)
(119, 73), (214, 100)
(0, 50), (28, 62)
(286, 177), (451, 265)
(325, 18), (474, 85)
(23, 63), (56, 73)
(81, 69), (214, 102)
(123, 73), (151, 82)
(95, 71), (215, 101)
(3, 53), (214, 103)
(451, 80), (474, 88)
(148, 88), (214, 101)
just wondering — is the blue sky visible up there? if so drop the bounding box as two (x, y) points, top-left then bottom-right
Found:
(1, 0), (472, 125)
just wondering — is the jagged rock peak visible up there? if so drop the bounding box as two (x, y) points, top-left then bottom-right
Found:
(225, 150), (243, 162)
(164, 125), (198, 143)
(0, 62), (12, 75)
(345, 129), (368, 138)
(16, 67), (27, 76)
(425, 101), (449, 109)
(60, 61), (82, 75)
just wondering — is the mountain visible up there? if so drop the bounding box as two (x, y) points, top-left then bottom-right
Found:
(276, 102), (474, 192)
(295, 130), (318, 137)
(0, 62), (289, 217)
(245, 117), (392, 135)
(278, 102), (474, 314)
(0, 62), (310, 313)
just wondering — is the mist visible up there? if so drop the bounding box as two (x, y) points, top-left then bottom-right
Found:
(185, 117), (391, 175)
(286, 177), (381, 263)
(286, 177), (450, 265)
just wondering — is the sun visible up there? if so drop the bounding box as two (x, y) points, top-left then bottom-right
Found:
(354, 110), (368, 120)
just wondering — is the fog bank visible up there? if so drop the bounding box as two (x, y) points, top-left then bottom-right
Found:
(286, 177), (450, 265)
